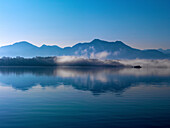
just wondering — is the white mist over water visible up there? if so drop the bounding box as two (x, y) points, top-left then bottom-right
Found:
(118, 59), (170, 68)
(53, 56), (125, 67)
(54, 56), (170, 68)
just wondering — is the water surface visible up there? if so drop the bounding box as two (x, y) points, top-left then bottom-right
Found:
(0, 67), (170, 128)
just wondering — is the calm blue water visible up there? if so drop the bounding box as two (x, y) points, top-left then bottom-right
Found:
(0, 67), (170, 128)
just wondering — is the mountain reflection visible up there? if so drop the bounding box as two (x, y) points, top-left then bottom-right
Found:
(0, 67), (169, 94)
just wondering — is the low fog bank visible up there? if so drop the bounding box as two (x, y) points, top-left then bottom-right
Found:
(119, 59), (170, 68)
(0, 56), (125, 67)
(54, 56), (125, 67)
(55, 56), (170, 68)
(0, 56), (170, 68)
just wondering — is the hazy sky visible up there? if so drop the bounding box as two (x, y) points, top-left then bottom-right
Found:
(0, 0), (170, 49)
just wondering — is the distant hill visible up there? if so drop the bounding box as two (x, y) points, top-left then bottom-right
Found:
(0, 39), (169, 59)
(158, 48), (170, 54)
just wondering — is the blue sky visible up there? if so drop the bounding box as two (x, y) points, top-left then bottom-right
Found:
(0, 0), (170, 49)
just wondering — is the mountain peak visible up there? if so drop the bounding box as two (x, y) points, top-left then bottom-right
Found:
(41, 44), (47, 47)
(92, 39), (102, 41)
(114, 40), (126, 45)
(91, 39), (124, 44)
(13, 41), (36, 46)
(40, 44), (61, 49)
(115, 40), (123, 43)
(91, 39), (105, 43)
(15, 41), (31, 44)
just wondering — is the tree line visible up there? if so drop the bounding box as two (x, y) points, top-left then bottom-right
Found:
(0, 57), (57, 66)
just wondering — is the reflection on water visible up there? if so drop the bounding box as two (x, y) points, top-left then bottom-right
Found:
(0, 67), (170, 128)
(0, 67), (170, 94)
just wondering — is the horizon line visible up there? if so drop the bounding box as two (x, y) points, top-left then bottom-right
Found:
(0, 39), (169, 50)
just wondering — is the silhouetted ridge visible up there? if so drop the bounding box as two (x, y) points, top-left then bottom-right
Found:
(0, 39), (169, 59)
(13, 41), (37, 47)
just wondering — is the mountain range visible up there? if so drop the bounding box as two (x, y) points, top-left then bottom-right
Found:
(0, 39), (169, 59)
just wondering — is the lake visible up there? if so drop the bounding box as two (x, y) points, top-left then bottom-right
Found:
(0, 67), (170, 128)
